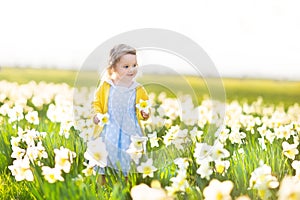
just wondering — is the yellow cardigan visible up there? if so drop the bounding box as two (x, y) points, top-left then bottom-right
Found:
(92, 81), (149, 137)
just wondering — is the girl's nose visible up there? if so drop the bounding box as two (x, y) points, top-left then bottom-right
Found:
(129, 67), (135, 72)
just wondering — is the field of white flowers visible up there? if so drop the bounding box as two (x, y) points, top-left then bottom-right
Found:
(1, 80), (300, 200)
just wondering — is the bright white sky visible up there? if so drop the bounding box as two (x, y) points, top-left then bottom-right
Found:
(0, 0), (300, 80)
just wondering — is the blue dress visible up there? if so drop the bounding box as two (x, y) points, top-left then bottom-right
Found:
(99, 80), (143, 174)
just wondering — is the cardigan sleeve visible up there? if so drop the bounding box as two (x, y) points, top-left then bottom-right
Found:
(91, 84), (104, 114)
(92, 81), (110, 115)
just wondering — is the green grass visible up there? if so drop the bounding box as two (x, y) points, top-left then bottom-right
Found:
(0, 66), (300, 199)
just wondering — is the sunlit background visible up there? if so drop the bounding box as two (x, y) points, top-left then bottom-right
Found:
(0, 0), (300, 80)
(1, 2), (300, 199)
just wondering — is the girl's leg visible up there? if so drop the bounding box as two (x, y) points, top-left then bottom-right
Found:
(97, 174), (106, 185)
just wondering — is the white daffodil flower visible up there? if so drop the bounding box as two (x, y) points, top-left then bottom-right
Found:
(137, 158), (157, 178)
(96, 112), (110, 126)
(42, 166), (64, 183)
(282, 141), (299, 160)
(203, 179), (234, 200)
(84, 137), (108, 168)
(136, 99), (151, 113)
(8, 157), (34, 182)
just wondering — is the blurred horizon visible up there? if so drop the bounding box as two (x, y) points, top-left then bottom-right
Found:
(2, 64), (300, 82)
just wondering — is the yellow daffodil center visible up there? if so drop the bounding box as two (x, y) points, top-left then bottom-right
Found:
(216, 192), (223, 200)
(102, 117), (108, 124)
(143, 166), (152, 175)
(288, 192), (297, 200)
(93, 152), (102, 161)
(140, 102), (147, 108)
(58, 158), (68, 166)
(49, 174), (55, 180)
(216, 165), (225, 174)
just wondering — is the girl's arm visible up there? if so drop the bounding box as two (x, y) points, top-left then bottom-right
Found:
(91, 81), (111, 125)
(91, 84), (104, 115)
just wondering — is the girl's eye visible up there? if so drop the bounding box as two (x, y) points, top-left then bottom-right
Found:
(124, 66), (129, 69)
(133, 64), (137, 67)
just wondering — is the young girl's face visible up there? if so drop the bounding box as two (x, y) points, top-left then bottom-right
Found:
(113, 54), (138, 83)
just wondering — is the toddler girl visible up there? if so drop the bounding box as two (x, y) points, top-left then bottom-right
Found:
(92, 44), (149, 175)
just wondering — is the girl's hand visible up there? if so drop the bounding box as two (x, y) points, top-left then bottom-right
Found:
(93, 114), (100, 124)
(141, 110), (149, 120)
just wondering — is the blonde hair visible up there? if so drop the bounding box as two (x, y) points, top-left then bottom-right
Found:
(107, 44), (136, 77)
